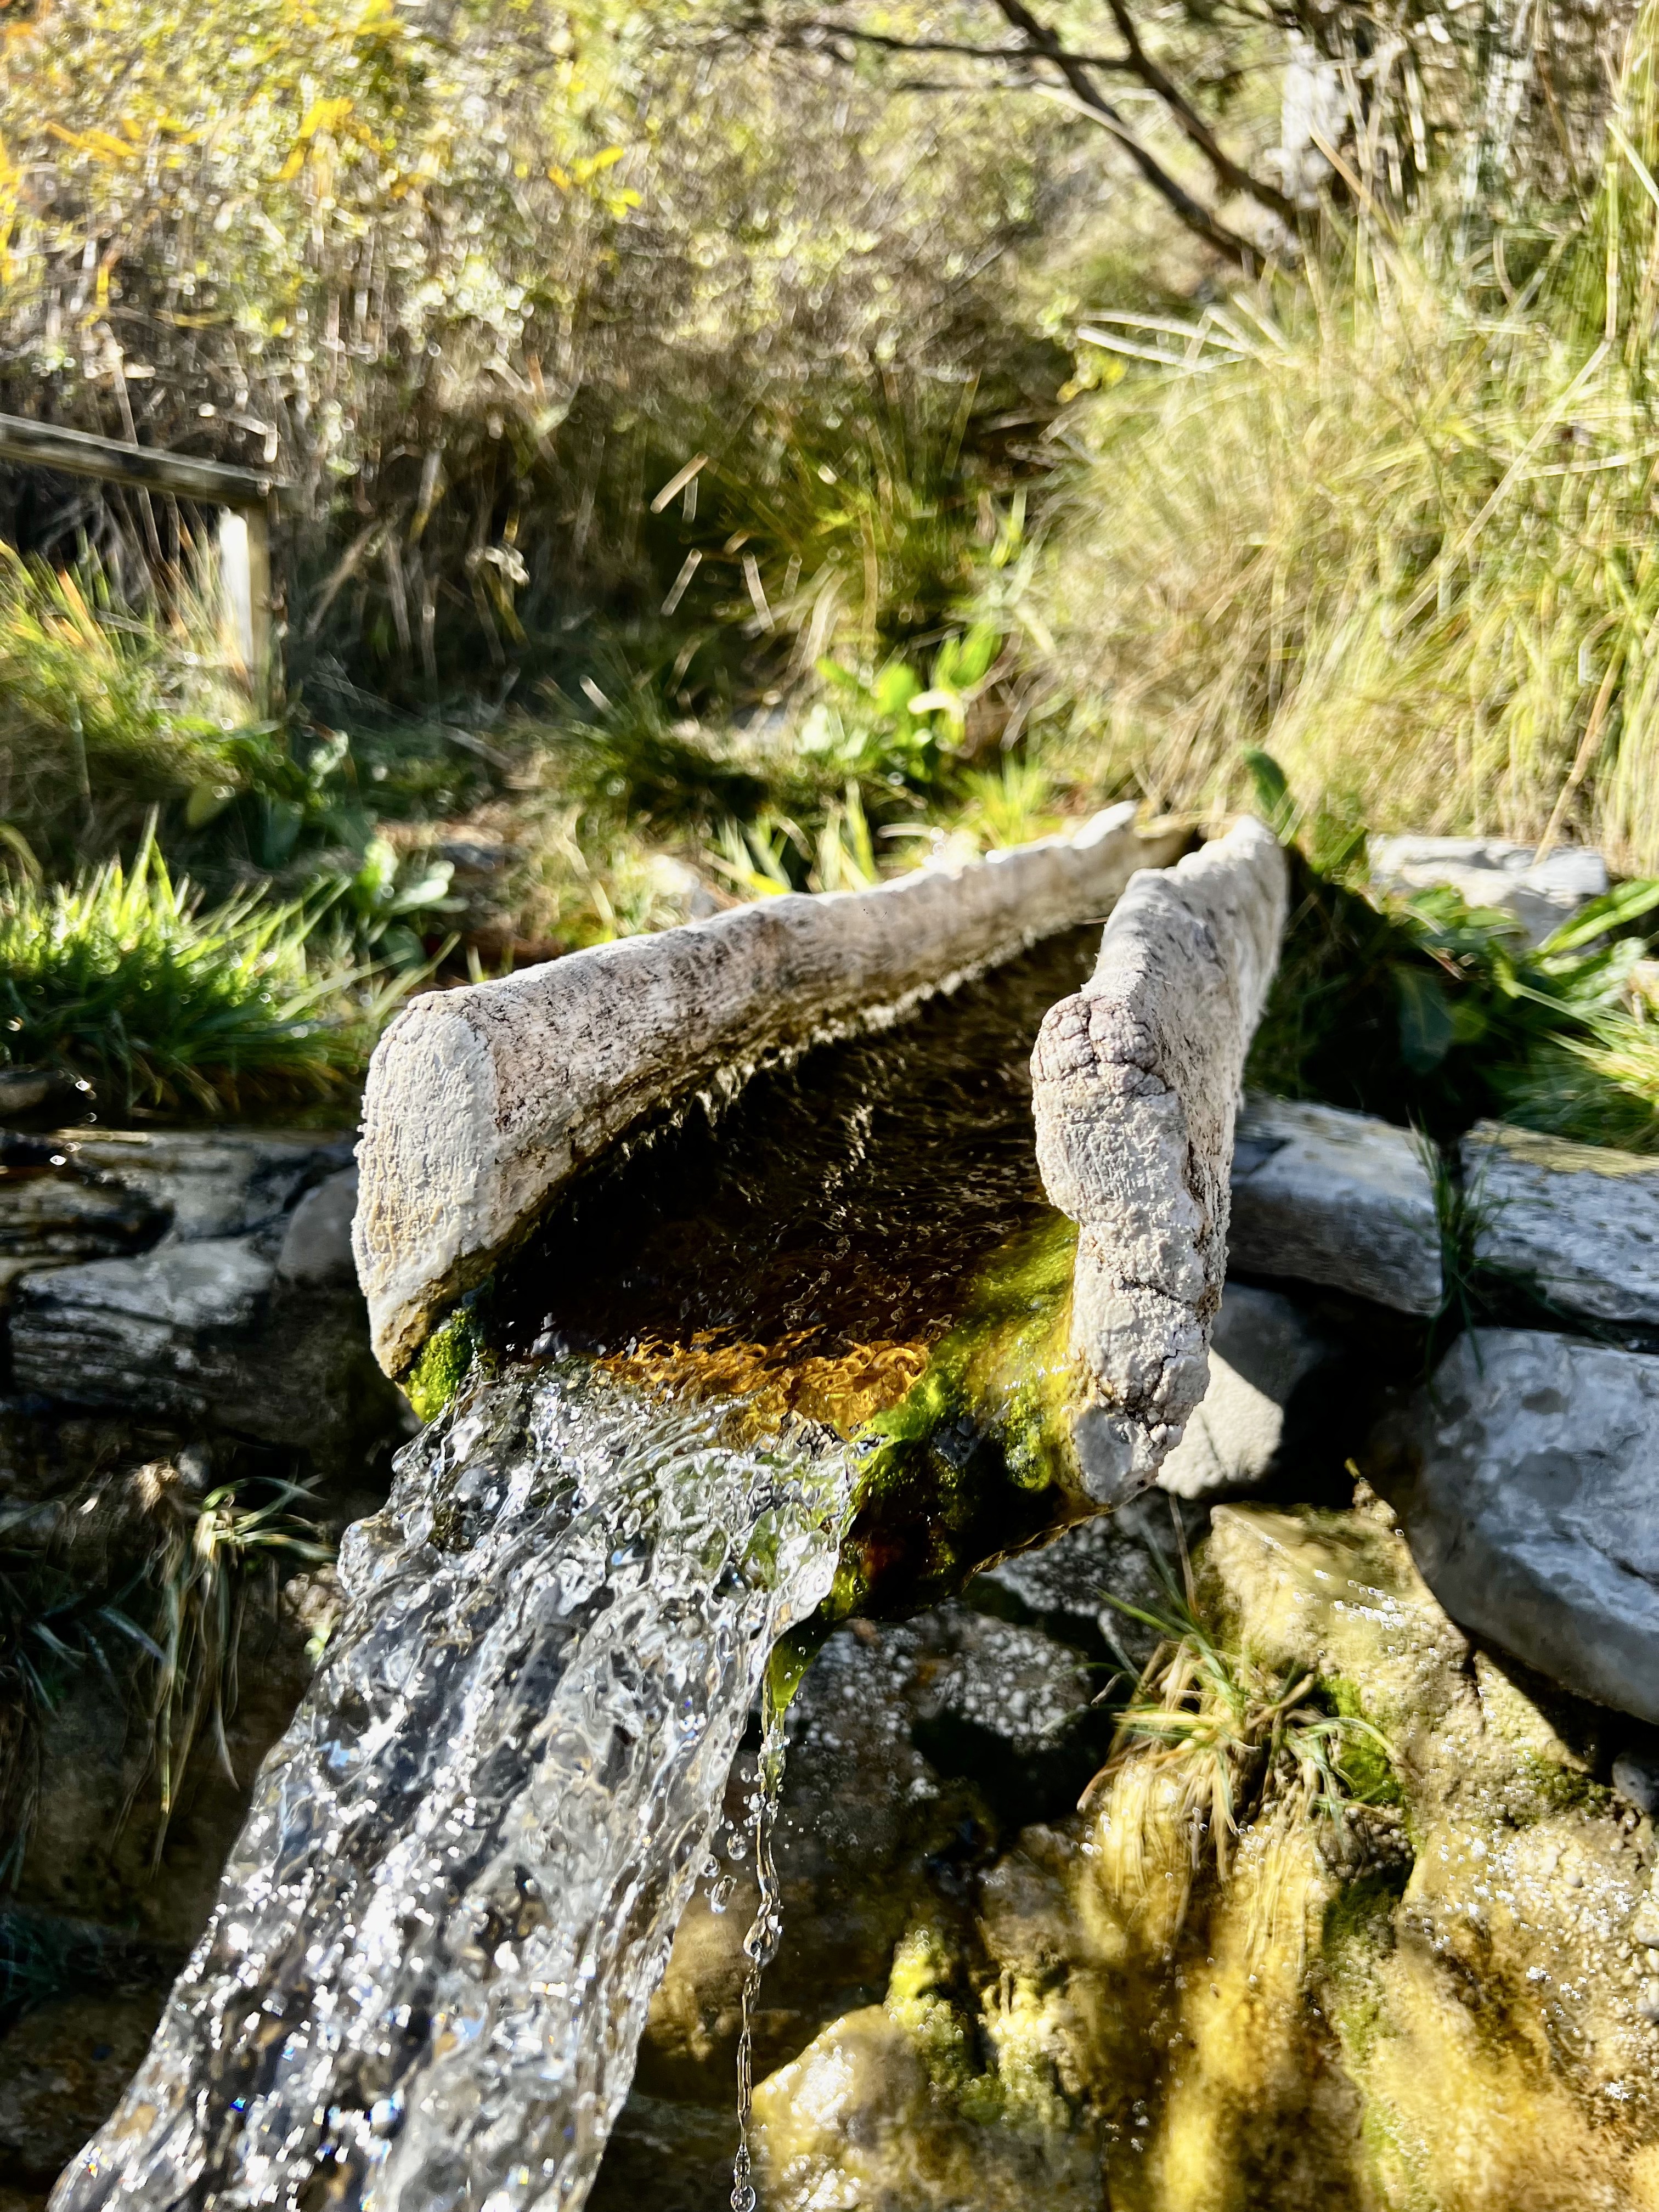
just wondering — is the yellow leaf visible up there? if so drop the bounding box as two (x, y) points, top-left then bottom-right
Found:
(546, 164), (571, 189)
(46, 121), (137, 163)
(571, 144), (624, 184)
(296, 96), (355, 141)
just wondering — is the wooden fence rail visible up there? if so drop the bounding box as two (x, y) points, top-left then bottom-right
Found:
(0, 413), (293, 709)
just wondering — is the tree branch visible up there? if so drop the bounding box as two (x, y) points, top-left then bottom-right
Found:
(985, 0), (1268, 268)
(781, 18), (1139, 72)
(1100, 0), (1298, 219)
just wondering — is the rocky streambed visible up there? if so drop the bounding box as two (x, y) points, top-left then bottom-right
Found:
(4, 822), (1659, 2209)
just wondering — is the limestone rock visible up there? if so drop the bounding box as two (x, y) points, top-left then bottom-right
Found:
(1155, 1282), (1336, 1500)
(1031, 817), (1289, 1505)
(1370, 832), (1607, 947)
(1464, 1119), (1659, 1327)
(1369, 1327), (1659, 1722)
(9, 1239), (399, 1459)
(0, 1142), (162, 1285)
(276, 1165), (359, 1286)
(751, 2004), (1099, 2212)
(1229, 1092), (1442, 1314)
(48, 1128), (351, 1244)
(354, 807), (1188, 1378)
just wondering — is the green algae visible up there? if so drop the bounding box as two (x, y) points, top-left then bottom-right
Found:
(404, 1295), (493, 1424)
(819, 1209), (1083, 1626)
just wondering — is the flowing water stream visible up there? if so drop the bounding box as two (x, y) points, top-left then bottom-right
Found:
(52, 929), (1099, 2212)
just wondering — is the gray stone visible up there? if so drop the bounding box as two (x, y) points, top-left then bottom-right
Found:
(0, 1149), (162, 1282)
(9, 1239), (399, 1458)
(1613, 1752), (1659, 1818)
(1370, 1328), (1659, 1723)
(1229, 1094), (1442, 1316)
(0, 1066), (56, 1115)
(1156, 1282), (1333, 1500)
(1370, 833), (1607, 948)
(354, 806), (1189, 1378)
(277, 1165), (359, 1286)
(1464, 1120), (1659, 1327)
(974, 1488), (1205, 1668)
(46, 1127), (351, 1245)
(1031, 818), (1289, 1504)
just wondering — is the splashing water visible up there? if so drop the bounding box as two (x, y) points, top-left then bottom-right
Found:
(51, 1358), (850, 2212)
(728, 1692), (790, 2212)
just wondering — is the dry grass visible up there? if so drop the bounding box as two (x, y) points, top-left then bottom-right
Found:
(1042, 3), (1659, 873)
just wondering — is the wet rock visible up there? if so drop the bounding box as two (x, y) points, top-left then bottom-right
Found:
(355, 805), (1187, 1378)
(1032, 818), (1289, 1504)
(47, 1128), (351, 1245)
(1229, 1093), (1442, 1315)
(1155, 1282), (1337, 1501)
(0, 1993), (165, 2187)
(9, 1240), (400, 1459)
(972, 1488), (1203, 1666)
(1369, 1327), (1659, 1722)
(634, 1603), (1097, 2105)
(751, 2002), (1100, 2212)
(1370, 832), (1607, 947)
(1464, 1120), (1659, 1327)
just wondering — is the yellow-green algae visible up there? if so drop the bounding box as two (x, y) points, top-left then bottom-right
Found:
(769, 1210), (1084, 1705)
(749, 1497), (1659, 2210)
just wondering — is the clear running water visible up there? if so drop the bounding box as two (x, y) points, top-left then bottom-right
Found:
(52, 930), (1102, 2212)
(50, 1360), (850, 2212)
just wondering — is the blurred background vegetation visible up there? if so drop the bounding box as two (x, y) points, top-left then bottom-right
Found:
(8, 0), (1659, 1124)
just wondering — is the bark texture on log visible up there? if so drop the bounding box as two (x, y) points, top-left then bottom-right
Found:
(1031, 817), (1289, 1505)
(355, 806), (1188, 1376)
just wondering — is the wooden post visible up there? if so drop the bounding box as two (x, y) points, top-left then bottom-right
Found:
(0, 413), (290, 709)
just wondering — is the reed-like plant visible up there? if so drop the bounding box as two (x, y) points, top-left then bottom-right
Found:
(1045, 0), (1659, 876)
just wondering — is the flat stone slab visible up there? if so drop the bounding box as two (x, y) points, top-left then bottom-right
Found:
(1229, 1094), (1442, 1316)
(47, 1128), (351, 1244)
(1372, 1328), (1659, 1723)
(1156, 1282), (1334, 1500)
(1370, 834), (1606, 947)
(355, 807), (1187, 1378)
(1464, 1121), (1659, 1327)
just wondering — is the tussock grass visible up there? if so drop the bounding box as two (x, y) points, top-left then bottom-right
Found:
(1082, 1553), (1396, 1944)
(125, 1470), (330, 1866)
(0, 551), (256, 864)
(0, 823), (395, 1113)
(1045, 1), (1659, 874)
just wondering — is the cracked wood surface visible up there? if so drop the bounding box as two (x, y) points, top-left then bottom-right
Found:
(1031, 816), (1289, 1504)
(354, 806), (1188, 1376)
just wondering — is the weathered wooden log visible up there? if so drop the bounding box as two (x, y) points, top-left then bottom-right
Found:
(1031, 816), (1289, 1505)
(354, 807), (1188, 1378)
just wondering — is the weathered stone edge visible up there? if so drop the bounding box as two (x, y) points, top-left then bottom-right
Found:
(354, 806), (1188, 1378)
(1031, 816), (1290, 1505)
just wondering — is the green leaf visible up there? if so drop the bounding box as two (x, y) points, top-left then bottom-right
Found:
(1396, 966), (1458, 1071)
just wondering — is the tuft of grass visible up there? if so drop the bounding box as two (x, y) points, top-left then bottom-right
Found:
(0, 820), (405, 1113)
(1084, 1554), (1396, 1900)
(1247, 821), (1659, 1145)
(0, 550), (262, 864)
(125, 1471), (331, 1866)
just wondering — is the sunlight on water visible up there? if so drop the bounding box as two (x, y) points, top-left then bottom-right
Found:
(52, 1361), (850, 2212)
